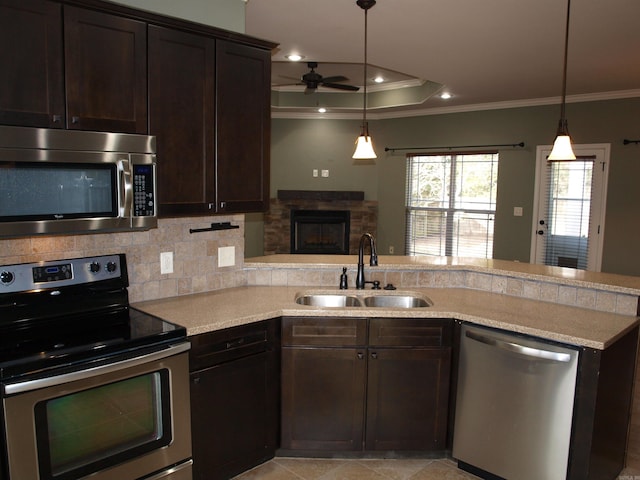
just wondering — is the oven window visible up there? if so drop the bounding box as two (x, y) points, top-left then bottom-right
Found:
(35, 370), (172, 480)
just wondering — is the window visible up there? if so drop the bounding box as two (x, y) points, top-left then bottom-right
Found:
(405, 152), (499, 258)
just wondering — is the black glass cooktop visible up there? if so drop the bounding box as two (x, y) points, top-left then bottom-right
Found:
(0, 254), (186, 382)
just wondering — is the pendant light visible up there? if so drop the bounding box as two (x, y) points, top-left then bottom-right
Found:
(548, 0), (576, 160)
(352, 0), (377, 160)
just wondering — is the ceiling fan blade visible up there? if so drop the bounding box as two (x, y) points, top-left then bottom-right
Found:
(278, 75), (303, 82)
(322, 82), (360, 91)
(321, 75), (349, 83)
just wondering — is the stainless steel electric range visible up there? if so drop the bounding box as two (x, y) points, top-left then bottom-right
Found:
(0, 254), (192, 480)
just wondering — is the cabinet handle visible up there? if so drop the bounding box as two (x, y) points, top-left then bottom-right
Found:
(226, 338), (245, 349)
(52, 115), (62, 123)
(192, 377), (200, 384)
(71, 116), (80, 124)
(357, 352), (364, 360)
(371, 352), (378, 359)
(220, 201), (226, 209)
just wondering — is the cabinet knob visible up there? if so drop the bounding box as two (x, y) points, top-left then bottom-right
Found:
(52, 115), (62, 123)
(220, 201), (226, 209)
(71, 116), (80, 124)
(371, 352), (378, 359)
(192, 377), (200, 384)
(357, 352), (364, 360)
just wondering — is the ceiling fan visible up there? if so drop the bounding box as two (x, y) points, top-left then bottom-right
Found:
(280, 62), (360, 95)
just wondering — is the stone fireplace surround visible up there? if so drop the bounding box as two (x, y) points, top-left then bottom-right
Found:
(264, 190), (378, 255)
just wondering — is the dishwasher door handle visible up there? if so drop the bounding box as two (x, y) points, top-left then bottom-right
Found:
(465, 330), (572, 362)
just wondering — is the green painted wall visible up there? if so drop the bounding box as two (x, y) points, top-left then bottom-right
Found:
(247, 98), (640, 277)
(106, 0), (245, 32)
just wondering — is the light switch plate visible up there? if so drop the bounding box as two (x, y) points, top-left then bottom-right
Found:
(218, 246), (235, 267)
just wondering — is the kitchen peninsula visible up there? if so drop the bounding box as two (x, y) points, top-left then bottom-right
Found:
(133, 255), (640, 480)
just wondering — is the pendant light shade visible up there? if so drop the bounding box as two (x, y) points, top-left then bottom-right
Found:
(353, 127), (376, 159)
(353, 0), (377, 160)
(549, 0), (576, 161)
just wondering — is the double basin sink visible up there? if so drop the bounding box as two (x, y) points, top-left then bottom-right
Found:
(295, 291), (432, 309)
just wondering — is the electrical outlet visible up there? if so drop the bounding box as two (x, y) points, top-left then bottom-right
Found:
(321, 169), (329, 177)
(313, 169), (318, 177)
(218, 246), (235, 267)
(513, 206), (523, 217)
(160, 252), (173, 274)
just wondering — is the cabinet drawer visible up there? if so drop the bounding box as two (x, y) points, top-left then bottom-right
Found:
(189, 319), (278, 371)
(369, 318), (452, 347)
(282, 317), (367, 347)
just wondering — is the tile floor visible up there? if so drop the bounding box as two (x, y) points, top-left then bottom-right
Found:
(232, 457), (640, 480)
(232, 457), (480, 480)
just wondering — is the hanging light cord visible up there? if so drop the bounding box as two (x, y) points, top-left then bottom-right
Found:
(559, 0), (571, 126)
(362, 6), (369, 134)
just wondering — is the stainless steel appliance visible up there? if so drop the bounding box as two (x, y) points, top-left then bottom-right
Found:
(0, 125), (157, 237)
(0, 254), (192, 480)
(453, 323), (579, 480)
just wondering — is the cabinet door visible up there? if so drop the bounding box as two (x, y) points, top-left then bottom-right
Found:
(64, 6), (147, 133)
(281, 347), (366, 451)
(215, 40), (271, 213)
(365, 347), (451, 451)
(148, 26), (216, 216)
(0, 0), (64, 128)
(190, 350), (278, 480)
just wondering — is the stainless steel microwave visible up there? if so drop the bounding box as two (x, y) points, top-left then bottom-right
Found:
(0, 126), (157, 237)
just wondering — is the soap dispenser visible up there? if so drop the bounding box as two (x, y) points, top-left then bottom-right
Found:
(339, 267), (348, 289)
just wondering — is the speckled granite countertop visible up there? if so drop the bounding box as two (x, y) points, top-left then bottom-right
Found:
(133, 285), (639, 350)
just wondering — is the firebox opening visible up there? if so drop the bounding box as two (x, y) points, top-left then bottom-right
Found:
(291, 210), (350, 255)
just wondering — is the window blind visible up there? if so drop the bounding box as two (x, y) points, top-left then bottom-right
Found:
(540, 157), (594, 269)
(405, 152), (498, 259)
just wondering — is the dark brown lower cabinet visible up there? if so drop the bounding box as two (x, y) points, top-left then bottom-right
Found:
(280, 317), (452, 454)
(366, 348), (450, 451)
(189, 319), (279, 480)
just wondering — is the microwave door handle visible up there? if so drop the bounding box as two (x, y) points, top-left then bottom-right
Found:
(118, 158), (132, 217)
(465, 330), (572, 362)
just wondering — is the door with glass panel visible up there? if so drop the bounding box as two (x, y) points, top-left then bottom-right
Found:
(531, 144), (609, 272)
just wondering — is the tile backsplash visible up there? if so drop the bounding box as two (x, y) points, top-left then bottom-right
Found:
(0, 215), (247, 303)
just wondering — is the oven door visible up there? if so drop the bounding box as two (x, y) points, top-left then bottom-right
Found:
(2, 343), (192, 480)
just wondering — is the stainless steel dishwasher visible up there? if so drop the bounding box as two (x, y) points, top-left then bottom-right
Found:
(453, 323), (579, 480)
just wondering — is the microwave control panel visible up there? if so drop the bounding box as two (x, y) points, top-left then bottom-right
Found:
(133, 164), (155, 217)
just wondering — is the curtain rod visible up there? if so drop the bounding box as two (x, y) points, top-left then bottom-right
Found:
(623, 139), (640, 145)
(384, 142), (525, 153)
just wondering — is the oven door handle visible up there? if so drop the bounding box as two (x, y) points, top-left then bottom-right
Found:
(3, 342), (190, 396)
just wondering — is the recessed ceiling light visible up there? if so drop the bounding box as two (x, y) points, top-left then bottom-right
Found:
(440, 92), (452, 100)
(285, 54), (304, 62)
(373, 76), (384, 83)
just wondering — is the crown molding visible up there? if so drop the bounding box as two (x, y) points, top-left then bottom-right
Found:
(271, 89), (640, 120)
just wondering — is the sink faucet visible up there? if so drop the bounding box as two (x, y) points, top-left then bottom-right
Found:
(356, 233), (378, 289)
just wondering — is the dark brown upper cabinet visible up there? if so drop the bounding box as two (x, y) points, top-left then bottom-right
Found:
(148, 25), (216, 216)
(0, 0), (64, 128)
(64, 6), (147, 133)
(151, 35), (272, 216)
(215, 40), (271, 214)
(0, 0), (147, 133)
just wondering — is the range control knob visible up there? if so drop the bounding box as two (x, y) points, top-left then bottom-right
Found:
(106, 261), (118, 273)
(0, 271), (14, 285)
(89, 262), (101, 273)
